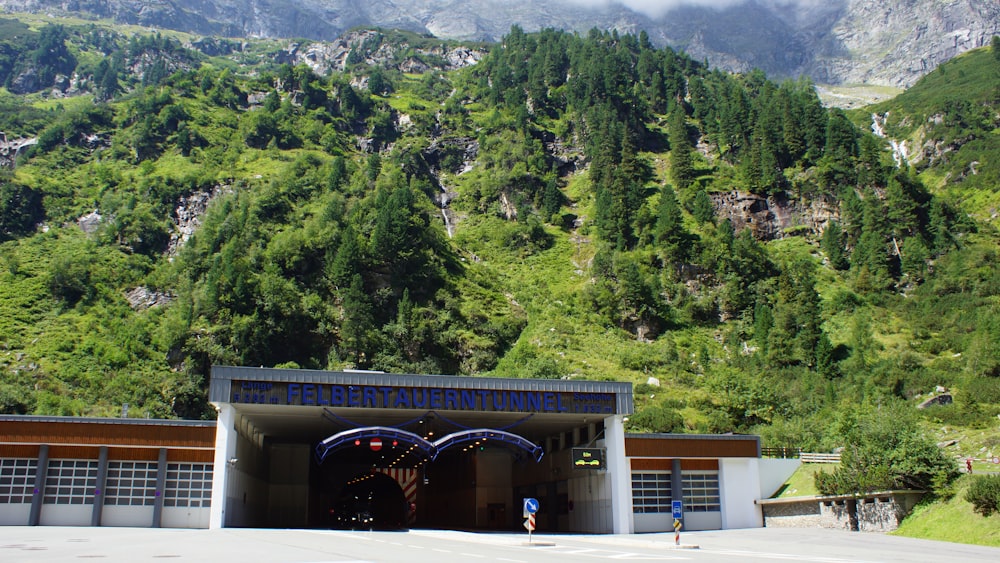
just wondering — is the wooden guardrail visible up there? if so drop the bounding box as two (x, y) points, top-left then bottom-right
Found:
(799, 452), (841, 463)
(761, 447), (801, 459)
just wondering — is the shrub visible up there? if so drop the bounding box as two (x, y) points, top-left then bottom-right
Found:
(965, 474), (1000, 517)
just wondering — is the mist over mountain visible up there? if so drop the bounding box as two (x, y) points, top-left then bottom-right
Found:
(2, 0), (997, 87)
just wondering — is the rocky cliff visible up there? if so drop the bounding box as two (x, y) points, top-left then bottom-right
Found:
(1, 0), (997, 88)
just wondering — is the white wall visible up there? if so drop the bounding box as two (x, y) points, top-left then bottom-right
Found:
(758, 458), (801, 498)
(0, 504), (30, 526)
(604, 415), (633, 534)
(39, 504), (91, 526)
(162, 506), (210, 529)
(101, 506), (153, 527)
(209, 403), (237, 529)
(633, 511), (671, 533)
(719, 458), (762, 529)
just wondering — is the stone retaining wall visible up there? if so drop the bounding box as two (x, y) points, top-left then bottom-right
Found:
(758, 491), (924, 532)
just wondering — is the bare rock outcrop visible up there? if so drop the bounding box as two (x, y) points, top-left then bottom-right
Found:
(712, 191), (840, 241)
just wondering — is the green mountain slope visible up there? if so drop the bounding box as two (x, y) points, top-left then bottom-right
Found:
(0, 16), (997, 476)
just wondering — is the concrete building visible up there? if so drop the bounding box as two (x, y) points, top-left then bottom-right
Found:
(1, 366), (797, 532)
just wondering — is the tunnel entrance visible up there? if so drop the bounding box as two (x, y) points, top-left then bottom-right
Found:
(210, 366), (631, 532)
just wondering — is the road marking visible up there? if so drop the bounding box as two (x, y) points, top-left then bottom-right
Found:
(432, 548), (452, 553)
(524, 544), (684, 560)
(703, 549), (861, 562)
(496, 558), (527, 563)
(461, 553), (486, 558)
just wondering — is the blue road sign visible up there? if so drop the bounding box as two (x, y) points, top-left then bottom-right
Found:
(672, 500), (683, 519)
(523, 497), (539, 515)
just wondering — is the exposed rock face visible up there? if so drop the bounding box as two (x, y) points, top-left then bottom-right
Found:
(0, 133), (38, 168)
(77, 210), (103, 234)
(712, 190), (841, 241)
(811, 0), (1000, 88)
(292, 30), (484, 76)
(3, 0), (997, 88)
(125, 286), (174, 310)
(167, 184), (232, 257)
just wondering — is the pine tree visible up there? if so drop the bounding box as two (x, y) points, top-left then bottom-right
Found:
(691, 189), (715, 224)
(668, 104), (696, 191)
(821, 221), (849, 270)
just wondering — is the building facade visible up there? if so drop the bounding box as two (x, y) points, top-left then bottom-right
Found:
(1, 367), (796, 532)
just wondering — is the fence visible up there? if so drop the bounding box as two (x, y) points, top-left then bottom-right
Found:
(799, 452), (841, 463)
(760, 448), (841, 463)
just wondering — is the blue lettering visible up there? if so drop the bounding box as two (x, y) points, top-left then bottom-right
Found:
(461, 390), (476, 410)
(510, 392), (524, 411)
(363, 386), (377, 407)
(444, 389), (458, 409)
(430, 389), (443, 409)
(348, 387), (361, 406)
(543, 392), (555, 412)
(318, 385), (330, 406)
(492, 391), (507, 410)
(478, 390), (491, 409)
(413, 389), (428, 408)
(303, 384), (317, 405)
(556, 393), (568, 412)
(330, 385), (345, 406)
(527, 392), (541, 412)
(287, 384), (301, 405)
(395, 388), (410, 408)
(379, 387), (393, 406)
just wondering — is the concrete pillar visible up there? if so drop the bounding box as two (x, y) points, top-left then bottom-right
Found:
(604, 414), (633, 534)
(210, 403), (238, 529)
(91, 446), (109, 526)
(671, 458), (683, 527)
(151, 448), (168, 527)
(28, 444), (49, 526)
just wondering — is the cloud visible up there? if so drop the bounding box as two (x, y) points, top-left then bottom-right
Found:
(559, 0), (830, 20)
(559, 1), (747, 19)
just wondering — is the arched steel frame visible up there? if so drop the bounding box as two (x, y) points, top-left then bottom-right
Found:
(315, 426), (436, 463)
(315, 427), (544, 464)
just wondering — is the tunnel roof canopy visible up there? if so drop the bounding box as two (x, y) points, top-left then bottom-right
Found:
(210, 366), (633, 446)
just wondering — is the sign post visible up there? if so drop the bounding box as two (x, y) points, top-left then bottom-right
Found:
(523, 497), (539, 543)
(671, 500), (683, 546)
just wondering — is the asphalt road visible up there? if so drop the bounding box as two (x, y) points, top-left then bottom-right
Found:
(1, 526), (998, 562)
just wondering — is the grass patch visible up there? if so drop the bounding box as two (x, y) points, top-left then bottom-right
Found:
(774, 463), (837, 498)
(893, 475), (1000, 547)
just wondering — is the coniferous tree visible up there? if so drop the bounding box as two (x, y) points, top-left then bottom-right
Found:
(668, 103), (696, 191)
(821, 221), (849, 271)
(655, 184), (692, 262)
(691, 189), (715, 224)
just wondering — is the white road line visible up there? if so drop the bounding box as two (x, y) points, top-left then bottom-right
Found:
(496, 559), (527, 563)
(461, 553), (486, 558)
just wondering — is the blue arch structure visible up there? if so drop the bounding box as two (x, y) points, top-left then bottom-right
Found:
(315, 426), (436, 463)
(433, 429), (544, 462)
(315, 427), (544, 464)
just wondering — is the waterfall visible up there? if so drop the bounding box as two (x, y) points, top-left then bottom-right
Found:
(439, 187), (453, 238)
(871, 112), (909, 168)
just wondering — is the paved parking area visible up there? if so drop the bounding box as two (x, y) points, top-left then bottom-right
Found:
(2, 526), (999, 563)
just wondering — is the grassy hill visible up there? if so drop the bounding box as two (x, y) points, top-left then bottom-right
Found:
(0, 18), (998, 536)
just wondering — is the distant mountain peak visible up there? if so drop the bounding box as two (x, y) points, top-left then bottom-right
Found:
(1, 0), (997, 87)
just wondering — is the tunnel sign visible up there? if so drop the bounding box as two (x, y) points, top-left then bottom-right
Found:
(229, 380), (618, 414)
